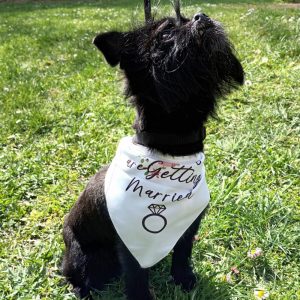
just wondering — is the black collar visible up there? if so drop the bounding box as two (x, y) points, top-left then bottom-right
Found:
(133, 127), (206, 147)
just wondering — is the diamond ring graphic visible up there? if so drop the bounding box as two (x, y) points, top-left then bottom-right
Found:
(142, 204), (167, 234)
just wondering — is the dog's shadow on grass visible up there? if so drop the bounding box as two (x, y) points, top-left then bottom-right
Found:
(90, 265), (232, 300)
(190, 275), (232, 300)
(154, 272), (232, 300)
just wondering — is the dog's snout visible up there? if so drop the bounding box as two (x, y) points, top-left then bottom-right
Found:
(193, 13), (209, 22)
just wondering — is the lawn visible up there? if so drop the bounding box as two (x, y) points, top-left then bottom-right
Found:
(0, 0), (299, 299)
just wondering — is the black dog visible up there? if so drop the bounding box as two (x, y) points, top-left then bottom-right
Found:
(62, 1), (244, 299)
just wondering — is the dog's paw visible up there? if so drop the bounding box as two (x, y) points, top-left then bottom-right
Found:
(127, 288), (155, 300)
(127, 292), (154, 300)
(171, 267), (197, 292)
(73, 286), (91, 299)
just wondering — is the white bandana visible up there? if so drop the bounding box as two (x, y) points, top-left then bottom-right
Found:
(105, 137), (210, 268)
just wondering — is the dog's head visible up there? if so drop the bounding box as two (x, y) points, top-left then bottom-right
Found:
(93, 3), (244, 130)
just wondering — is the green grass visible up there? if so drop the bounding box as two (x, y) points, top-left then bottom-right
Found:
(0, 0), (299, 299)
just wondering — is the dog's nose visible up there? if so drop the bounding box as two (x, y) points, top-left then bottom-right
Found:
(193, 13), (209, 22)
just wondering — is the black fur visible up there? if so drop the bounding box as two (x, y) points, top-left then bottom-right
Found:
(63, 10), (243, 299)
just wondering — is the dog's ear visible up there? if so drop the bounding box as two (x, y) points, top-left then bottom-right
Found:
(93, 32), (125, 67)
(215, 50), (244, 88)
(229, 53), (244, 85)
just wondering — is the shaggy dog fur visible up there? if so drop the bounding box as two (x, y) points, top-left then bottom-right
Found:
(62, 8), (244, 300)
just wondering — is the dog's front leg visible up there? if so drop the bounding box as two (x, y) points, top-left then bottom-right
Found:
(171, 208), (207, 291)
(118, 240), (154, 300)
